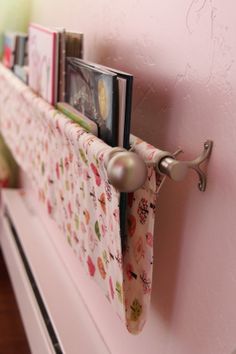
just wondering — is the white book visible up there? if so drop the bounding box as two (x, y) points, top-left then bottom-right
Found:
(28, 23), (59, 105)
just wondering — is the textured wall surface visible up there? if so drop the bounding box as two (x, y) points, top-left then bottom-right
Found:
(31, 1), (236, 353)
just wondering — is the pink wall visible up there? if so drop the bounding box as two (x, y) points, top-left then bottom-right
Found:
(31, 1), (236, 353)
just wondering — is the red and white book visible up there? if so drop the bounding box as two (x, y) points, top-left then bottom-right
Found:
(28, 23), (59, 105)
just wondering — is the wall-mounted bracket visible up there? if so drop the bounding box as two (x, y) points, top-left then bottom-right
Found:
(158, 140), (213, 192)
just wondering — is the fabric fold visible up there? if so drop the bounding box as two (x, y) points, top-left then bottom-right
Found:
(0, 64), (164, 333)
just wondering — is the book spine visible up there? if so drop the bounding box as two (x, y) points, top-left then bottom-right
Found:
(58, 30), (66, 102)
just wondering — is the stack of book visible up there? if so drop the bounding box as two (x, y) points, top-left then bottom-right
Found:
(28, 24), (83, 106)
(2, 23), (133, 149)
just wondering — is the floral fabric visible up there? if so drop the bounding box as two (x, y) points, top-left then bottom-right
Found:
(0, 64), (164, 334)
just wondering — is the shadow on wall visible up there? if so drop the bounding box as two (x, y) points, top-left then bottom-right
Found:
(95, 41), (195, 326)
(151, 178), (192, 325)
(95, 41), (218, 328)
(95, 41), (175, 151)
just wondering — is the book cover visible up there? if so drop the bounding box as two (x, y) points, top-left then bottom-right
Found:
(58, 30), (83, 102)
(66, 58), (118, 146)
(15, 34), (28, 66)
(104, 68), (133, 149)
(81, 61), (133, 149)
(28, 23), (59, 105)
(65, 32), (83, 59)
(3, 32), (18, 69)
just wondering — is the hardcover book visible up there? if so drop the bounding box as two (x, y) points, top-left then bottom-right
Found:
(15, 34), (28, 66)
(28, 23), (59, 105)
(3, 32), (18, 69)
(99, 65), (133, 149)
(58, 30), (83, 102)
(66, 57), (118, 146)
(3, 32), (28, 69)
(67, 59), (133, 149)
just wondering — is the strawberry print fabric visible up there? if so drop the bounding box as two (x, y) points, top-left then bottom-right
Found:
(0, 64), (165, 334)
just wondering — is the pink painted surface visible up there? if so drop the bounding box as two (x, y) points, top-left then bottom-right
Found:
(29, 1), (236, 353)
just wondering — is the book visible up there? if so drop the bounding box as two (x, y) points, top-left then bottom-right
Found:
(98, 65), (133, 149)
(66, 57), (118, 146)
(15, 34), (28, 66)
(28, 23), (59, 105)
(3, 32), (28, 70)
(66, 59), (133, 149)
(3, 32), (18, 69)
(56, 102), (98, 135)
(58, 30), (83, 102)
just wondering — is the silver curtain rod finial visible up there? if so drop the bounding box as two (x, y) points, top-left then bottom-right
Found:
(105, 149), (147, 193)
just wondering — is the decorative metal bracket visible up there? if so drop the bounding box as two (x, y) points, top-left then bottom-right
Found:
(158, 140), (213, 192)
